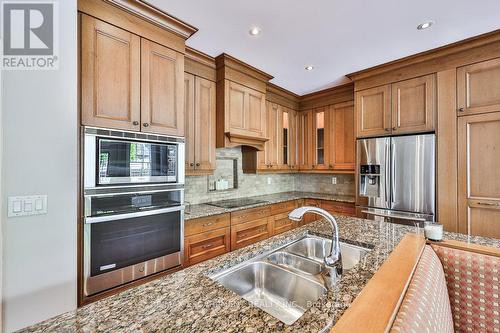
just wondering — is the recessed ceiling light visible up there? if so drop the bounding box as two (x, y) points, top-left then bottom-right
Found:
(249, 27), (261, 36)
(305, 65), (314, 71)
(417, 21), (434, 30)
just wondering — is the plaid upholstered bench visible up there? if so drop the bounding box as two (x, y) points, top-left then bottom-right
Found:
(332, 235), (500, 333)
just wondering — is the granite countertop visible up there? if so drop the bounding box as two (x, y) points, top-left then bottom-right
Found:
(20, 216), (499, 333)
(185, 191), (355, 220)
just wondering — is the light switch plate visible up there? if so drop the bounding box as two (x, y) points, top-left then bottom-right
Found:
(267, 177), (272, 185)
(8, 195), (47, 217)
(331, 177), (337, 185)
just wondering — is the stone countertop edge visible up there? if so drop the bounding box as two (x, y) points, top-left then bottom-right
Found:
(184, 191), (356, 221)
(18, 216), (499, 333)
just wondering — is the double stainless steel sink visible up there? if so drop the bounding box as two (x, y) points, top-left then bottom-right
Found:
(210, 235), (370, 325)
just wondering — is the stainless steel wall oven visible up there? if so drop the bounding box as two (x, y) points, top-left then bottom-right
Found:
(82, 127), (185, 296)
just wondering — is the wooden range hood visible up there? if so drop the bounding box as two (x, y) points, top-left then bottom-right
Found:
(215, 54), (274, 151)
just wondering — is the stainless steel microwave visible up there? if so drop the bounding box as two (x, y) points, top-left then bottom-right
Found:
(83, 127), (185, 189)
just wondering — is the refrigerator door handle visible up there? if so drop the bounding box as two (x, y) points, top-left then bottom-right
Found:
(390, 142), (396, 206)
(385, 140), (391, 208)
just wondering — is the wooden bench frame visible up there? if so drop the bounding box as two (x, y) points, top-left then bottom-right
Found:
(331, 234), (500, 333)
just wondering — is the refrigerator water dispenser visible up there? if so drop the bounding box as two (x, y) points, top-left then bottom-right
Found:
(359, 165), (381, 198)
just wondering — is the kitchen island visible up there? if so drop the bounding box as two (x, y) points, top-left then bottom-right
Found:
(19, 216), (498, 333)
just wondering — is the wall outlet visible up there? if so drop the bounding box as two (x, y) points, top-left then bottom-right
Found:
(267, 177), (272, 185)
(331, 177), (337, 185)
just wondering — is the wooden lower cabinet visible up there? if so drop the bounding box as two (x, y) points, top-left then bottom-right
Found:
(183, 199), (355, 266)
(321, 201), (356, 217)
(184, 228), (231, 266)
(458, 112), (500, 239)
(231, 217), (271, 251)
(270, 212), (297, 236)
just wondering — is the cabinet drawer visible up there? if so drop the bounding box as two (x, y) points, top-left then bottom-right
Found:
(184, 227), (230, 266)
(270, 200), (299, 215)
(231, 217), (270, 251)
(271, 212), (297, 236)
(184, 213), (230, 237)
(231, 206), (270, 225)
(321, 200), (356, 216)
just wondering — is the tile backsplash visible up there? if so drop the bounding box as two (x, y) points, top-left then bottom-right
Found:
(184, 147), (355, 204)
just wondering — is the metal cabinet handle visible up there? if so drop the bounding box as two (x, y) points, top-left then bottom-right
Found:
(189, 162), (194, 167)
(392, 127), (397, 131)
(143, 123), (149, 127)
(132, 121), (139, 126)
(203, 222), (214, 227)
(385, 128), (390, 132)
(196, 163), (200, 167)
(458, 107), (465, 112)
(477, 202), (499, 206)
(201, 244), (213, 249)
(138, 266), (145, 272)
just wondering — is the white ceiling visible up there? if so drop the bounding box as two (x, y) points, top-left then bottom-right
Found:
(147, 0), (500, 95)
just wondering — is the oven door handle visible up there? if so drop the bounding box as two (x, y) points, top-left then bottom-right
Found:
(85, 205), (184, 224)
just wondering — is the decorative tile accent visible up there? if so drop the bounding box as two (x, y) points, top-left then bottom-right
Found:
(185, 147), (354, 205)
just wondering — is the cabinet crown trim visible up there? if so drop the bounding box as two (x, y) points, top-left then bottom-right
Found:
(103, 0), (198, 39)
(216, 53), (274, 83)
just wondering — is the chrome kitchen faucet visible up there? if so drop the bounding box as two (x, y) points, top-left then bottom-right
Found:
(289, 206), (343, 286)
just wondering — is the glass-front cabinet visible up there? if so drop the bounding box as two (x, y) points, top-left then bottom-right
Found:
(313, 107), (329, 170)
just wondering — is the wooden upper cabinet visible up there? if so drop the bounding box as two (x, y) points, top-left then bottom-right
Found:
(226, 81), (246, 132)
(391, 74), (436, 134)
(185, 73), (216, 175)
(254, 103), (298, 173)
(81, 15), (185, 137)
(216, 54), (272, 150)
(279, 107), (298, 170)
(458, 112), (500, 239)
(247, 89), (267, 137)
(184, 73), (196, 172)
(330, 102), (355, 171)
(457, 57), (500, 116)
(287, 109), (299, 170)
(81, 15), (141, 131)
(141, 39), (184, 136)
(312, 107), (330, 170)
(194, 77), (216, 172)
(355, 85), (391, 138)
(298, 110), (314, 170)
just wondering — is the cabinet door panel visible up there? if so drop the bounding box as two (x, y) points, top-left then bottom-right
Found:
(391, 74), (435, 134)
(231, 218), (270, 250)
(81, 15), (140, 130)
(194, 77), (216, 172)
(458, 112), (500, 238)
(184, 227), (230, 266)
(457, 57), (500, 116)
(298, 110), (314, 170)
(248, 90), (266, 136)
(288, 109), (298, 170)
(184, 73), (195, 173)
(271, 212), (297, 236)
(313, 107), (329, 170)
(355, 85), (391, 138)
(141, 39), (184, 136)
(227, 81), (246, 131)
(331, 102), (355, 171)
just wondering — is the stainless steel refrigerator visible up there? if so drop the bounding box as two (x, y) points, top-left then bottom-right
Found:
(356, 134), (435, 226)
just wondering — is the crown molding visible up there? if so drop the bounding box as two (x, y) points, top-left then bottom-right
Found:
(215, 53), (274, 83)
(103, 0), (198, 39)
